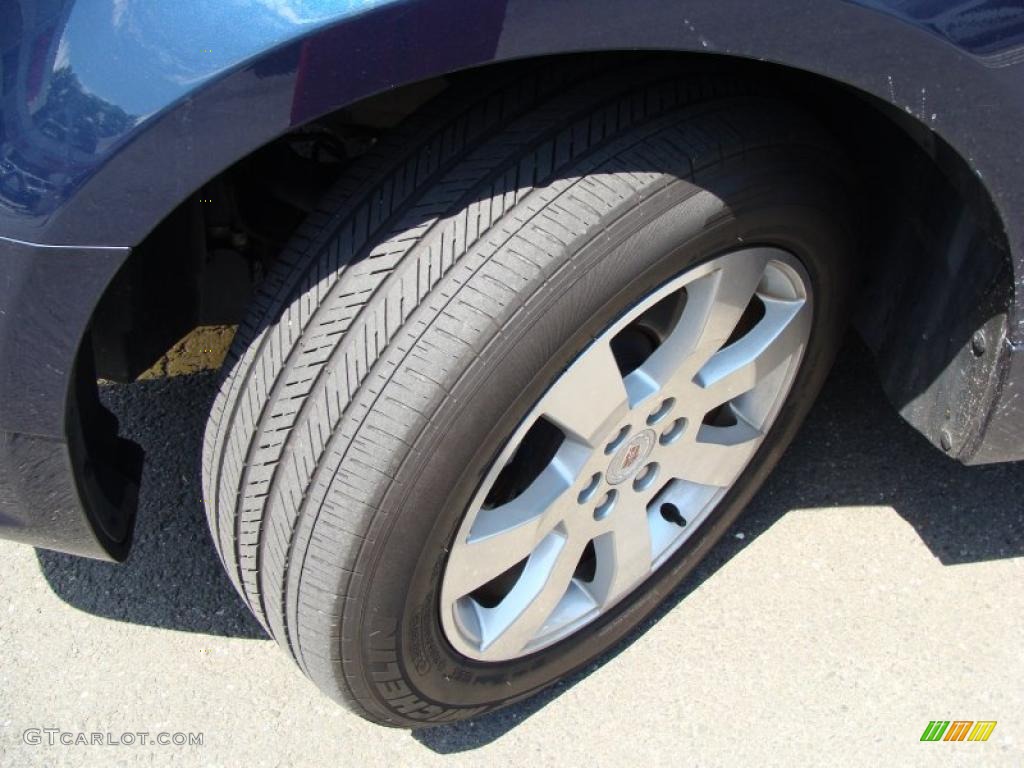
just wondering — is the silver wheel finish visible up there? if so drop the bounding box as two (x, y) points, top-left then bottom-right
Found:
(440, 247), (813, 662)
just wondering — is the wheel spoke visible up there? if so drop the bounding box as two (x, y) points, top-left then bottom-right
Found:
(444, 451), (581, 598)
(591, 492), (655, 607)
(626, 250), (769, 403)
(694, 297), (808, 407)
(479, 534), (588, 657)
(540, 339), (630, 445)
(661, 419), (762, 487)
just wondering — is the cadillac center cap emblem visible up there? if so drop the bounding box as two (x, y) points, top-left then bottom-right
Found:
(606, 429), (656, 485)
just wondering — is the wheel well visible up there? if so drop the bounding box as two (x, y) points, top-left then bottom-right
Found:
(78, 51), (1014, 544)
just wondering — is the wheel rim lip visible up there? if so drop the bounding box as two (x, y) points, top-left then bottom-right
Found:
(439, 246), (813, 662)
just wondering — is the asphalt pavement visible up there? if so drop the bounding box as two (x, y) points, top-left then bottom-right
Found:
(1, 337), (1021, 767)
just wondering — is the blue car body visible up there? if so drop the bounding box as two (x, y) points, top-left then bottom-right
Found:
(1, 0), (1023, 559)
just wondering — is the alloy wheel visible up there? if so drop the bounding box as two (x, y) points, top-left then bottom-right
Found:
(440, 247), (813, 661)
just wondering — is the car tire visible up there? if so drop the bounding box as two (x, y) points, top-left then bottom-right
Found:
(202, 61), (854, 726)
